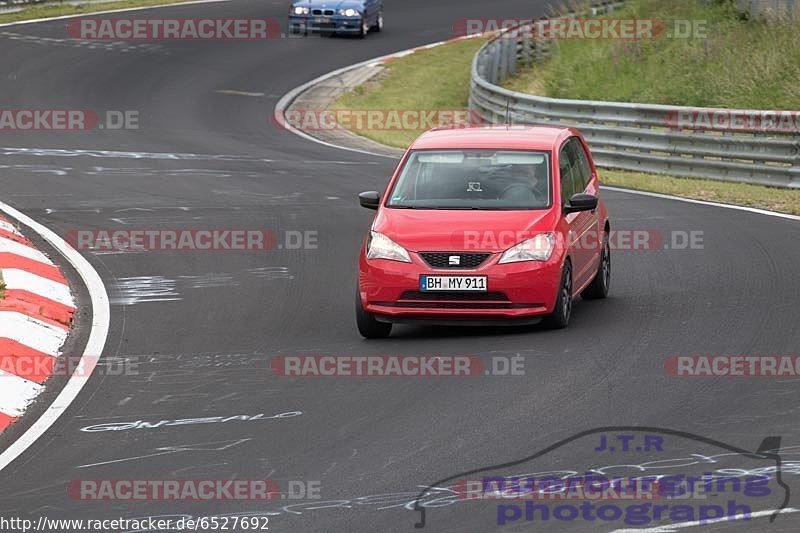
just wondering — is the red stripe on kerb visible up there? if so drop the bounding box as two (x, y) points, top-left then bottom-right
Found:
(0, 412), (16, 432)
(0, 228), (33, 247)
(0, 253), (64, 284)
(0, 339), (55, 384)
(0, 290), (75, 327)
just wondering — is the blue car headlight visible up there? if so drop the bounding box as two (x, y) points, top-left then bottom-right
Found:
(292, 6), (309, 15)
(338, 8), (359, 16)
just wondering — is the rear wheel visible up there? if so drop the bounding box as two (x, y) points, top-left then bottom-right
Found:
(355, 287), (392, 338)
(582, 231), (610, 300)
(543, 260), (572, 329)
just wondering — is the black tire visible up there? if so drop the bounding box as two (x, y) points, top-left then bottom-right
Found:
(288, 24), (306, 37)
(581, 231), (610, 300)
(356, 287), (392, 338)
(358, 16), (369, 38)
(372, 10), (383, 32)
(543, 260), (572, 329)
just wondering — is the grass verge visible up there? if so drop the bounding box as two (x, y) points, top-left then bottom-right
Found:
(332, 38), (487, 148)
(0, 0), (201, 24)
(331, 31), (800, 216)
(502, 0), (800, 109)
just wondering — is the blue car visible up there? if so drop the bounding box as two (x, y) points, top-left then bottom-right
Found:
(289, 0), (384, 37)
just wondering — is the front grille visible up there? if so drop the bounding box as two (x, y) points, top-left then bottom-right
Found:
(311, 8), (335, 15)
(400, 291), (508, 301)
(420, 252), (491, 269)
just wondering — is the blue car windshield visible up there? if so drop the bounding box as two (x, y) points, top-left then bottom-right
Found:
(386, 150), (551, 210)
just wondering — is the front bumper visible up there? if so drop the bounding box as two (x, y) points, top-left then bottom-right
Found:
(358, 250), (563, 323)
(289, 15), (363, 33)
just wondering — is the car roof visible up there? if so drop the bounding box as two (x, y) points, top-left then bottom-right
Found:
(408, 125), (576, 151)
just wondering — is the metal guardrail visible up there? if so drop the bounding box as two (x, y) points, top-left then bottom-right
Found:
(738, 0), (799, 19)
(469, 14), (800, 188)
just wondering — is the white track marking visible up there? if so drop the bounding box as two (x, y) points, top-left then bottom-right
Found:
(601, 186), (800, 222)
(1, 269), (74, 307)
(0, 219), (21, 235)
(0, 0), (230, 29)
(0, 237), (50, 263)
(0, 311), (68, 356)
(0, 201), (109, 474)
(611, 508), (800, 532)
(0, 371), (44, 418)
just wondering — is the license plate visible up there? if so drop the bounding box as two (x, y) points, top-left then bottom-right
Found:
(420, 276), (487, 292)
(314, 17), (331, 23)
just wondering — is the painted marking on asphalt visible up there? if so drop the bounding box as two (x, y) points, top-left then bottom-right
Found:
(0, 253), (64, 283)
(76, 438), (252, 469)
(79, 411), (303, 433)
(0, 0), (230, 29)
(0, 237), (50, 263)
(1, 269), (74, 307)
(0, 201), (110, 474)
(215, 90), (266, 97)
(0, 370), (44, 417)
(0, 311), (68, 355)
(602, 186), (800, 222)
(0, 147), (274, 162)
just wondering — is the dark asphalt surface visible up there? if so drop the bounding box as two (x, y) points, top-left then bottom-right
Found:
(0, 1), (799, 532)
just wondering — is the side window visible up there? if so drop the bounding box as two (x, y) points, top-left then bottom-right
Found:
(558, 143), (574, 205)
(571, 138), (592, 191)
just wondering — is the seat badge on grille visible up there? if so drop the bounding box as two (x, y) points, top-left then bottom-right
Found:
(448, 256), (461, 266)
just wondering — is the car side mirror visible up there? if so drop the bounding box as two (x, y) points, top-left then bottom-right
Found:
(564, 193), (598, 214)
(359, 191), (381, 210)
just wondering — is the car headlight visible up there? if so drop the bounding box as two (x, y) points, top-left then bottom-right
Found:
(338, 8), (359, 16)
(293, 6), (309, 15)
(498, 233), (555, 264)
(367, 231), (411, 263)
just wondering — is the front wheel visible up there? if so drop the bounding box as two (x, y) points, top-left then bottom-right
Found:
(355, 287), (392, 338)
(372, 11), (383, 32)
(542, 260), (572, 329)
(581, 232), (610, 300)
(358, 17), (369, 38)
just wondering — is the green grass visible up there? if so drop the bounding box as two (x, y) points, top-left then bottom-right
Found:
(332, 28), (800, 216)
(503, 0), (800, 109)
(0, 0), (199, 23)
(601, 169), (800, 215)
(332, 38), (487, 148)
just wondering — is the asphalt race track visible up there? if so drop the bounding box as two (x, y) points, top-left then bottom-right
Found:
(0, 0), (799, 531)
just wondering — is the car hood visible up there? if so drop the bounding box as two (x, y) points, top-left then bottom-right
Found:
(372, 209), (556, 253)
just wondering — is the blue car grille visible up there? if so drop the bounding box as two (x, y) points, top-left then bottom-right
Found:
(311, 8), (335, 15)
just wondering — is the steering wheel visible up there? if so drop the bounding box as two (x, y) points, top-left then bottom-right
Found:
(499, 183), (542, 202)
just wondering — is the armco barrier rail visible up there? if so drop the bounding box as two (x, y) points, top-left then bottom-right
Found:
(469, 21), (800, 188)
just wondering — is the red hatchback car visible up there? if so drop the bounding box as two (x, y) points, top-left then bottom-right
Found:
(356, 126), (610, 338)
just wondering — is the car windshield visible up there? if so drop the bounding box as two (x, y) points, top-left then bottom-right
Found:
(386, 150), (551, 210)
